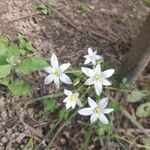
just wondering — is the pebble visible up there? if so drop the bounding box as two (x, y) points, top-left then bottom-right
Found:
(1, 137), (8, 143)
(1, 110), (7, 118)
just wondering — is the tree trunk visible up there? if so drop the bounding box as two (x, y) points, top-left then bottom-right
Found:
(117, 15), (150, 85)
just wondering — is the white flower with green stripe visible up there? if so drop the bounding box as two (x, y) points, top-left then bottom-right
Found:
(63, 89), (83, 109)
(84, 47), (103, 65)
(44, 53), (72, 89)
(81, 64), (114, 96)
(78, 97), (113, 124)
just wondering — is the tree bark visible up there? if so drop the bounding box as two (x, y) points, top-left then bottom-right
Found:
(117, 15), (150, 85)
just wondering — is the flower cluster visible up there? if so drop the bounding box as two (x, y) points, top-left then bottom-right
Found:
(44, 48), (114, 124)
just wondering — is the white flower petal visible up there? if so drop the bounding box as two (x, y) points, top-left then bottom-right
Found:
(44, 66), (53, 73)
(94, 82), (102, 96)
(102, 78), (111, 86)
(81, 67), (94, 77)
(72, 102), (76, 109)
(84, 55), (89, 59)
(77, 99), (83, 107)
(99, 114), (109, 124)
(96, 55), (103, 60)
(51, 53), (59, 68)
(88, 97), (97, 108)
(44, 74), (54, 85)
(60, 63), (71, 72)
(98, 97), (109, 109)
(88, 47), (93, 55)
(66, 102), (72, 109)
(90, 114), (98, 124)
(63, 97), (68, 102)
(84, 58), (91, 64)
(103, 108), (114, 114)
(78, 108), (93, 116)
(84, 78), (94, 85)
(74, 93), (79, 98)
(102, 69), (115, 78)
(64, 89), (72, 96)
(60, 73), (72, 84)
(91, 59), (96, 65)
(54, 77), (60, 89)
(94, 64), (101, 74)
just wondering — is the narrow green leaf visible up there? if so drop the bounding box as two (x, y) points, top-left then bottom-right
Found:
(25, 42), (34, 52)
(44, 99), (57, 113)
(143, 138), (150, 150)
(17, 57), (48, 75)
(0, 42), (7, 64)
(127, 90), (148, 103)
(0, 64), (11, 79)
(136, 102), (150, 118)
(8, 80), (31, 96)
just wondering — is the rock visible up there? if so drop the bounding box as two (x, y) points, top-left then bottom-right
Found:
(1, 137), (8, 143)
(1, 109), (7, 118)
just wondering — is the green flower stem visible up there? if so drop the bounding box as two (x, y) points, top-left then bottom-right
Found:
(64, 69), (82, 74)
(45, 87), (93, 149)
(105, 87), (131, 92)
(82, 126), (93, 150)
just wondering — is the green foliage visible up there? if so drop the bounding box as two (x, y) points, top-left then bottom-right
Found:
(143, 0), (150, 6)
(44, 99), (57, 114)
(0, 64), (11, 79)
(17, 57), (48, 75)
(8, 80), (31, 96)
(78, 3), (90, 13)
(59, 108), (70, 120)
(108, 100), (120, 112)
(73, 78), (80, 86)
(136, 102), (150, 118)
(119, 77), (129, 90)
(127, 90), (148, 103)
(18, 34), (34, 52)
(97, 122), (112, 136)
(0, 40), (7, 65)
(36, 2), (50, 15)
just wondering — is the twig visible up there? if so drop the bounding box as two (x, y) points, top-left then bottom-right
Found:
(6, 11), (42, 23)
(121, 107), (150, 137)
(113, 135), (150, 149)
(24, 92), (64, 105)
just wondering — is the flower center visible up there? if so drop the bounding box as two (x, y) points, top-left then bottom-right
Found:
(94, 74), (101, 81)
(90, 54), (96, 60)
(68, 95), (76, 103)
(52, 69), (61, 76)
(94, 107), (101, 114)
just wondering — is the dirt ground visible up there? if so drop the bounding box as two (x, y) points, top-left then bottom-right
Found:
(0, 0), (150, 149)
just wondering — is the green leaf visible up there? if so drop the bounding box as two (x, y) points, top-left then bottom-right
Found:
(0, 77), (10, 86)
(0, 64), (11, 79)
(127, 90), (148, 103)
(17, 57), (48, 75)
(8, 80), (31, 96)
(108, 100), (120, 112)
(25, 42), (34, 52)
(0, 42), (7, 65)
(59, 108), (70, 120)
(7, 44), (20, 58)
(97, 122), (111, 136)
(136, 102), (150, 118)
(44, 99), (57, 113)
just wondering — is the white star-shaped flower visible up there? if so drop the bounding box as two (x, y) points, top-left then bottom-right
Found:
(84, 47), (103, 65)
(63, 89), (83, 109)
(44, 53), (72, 89)
(78, 97), (113, 124)
(81, 64), (115, 96)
